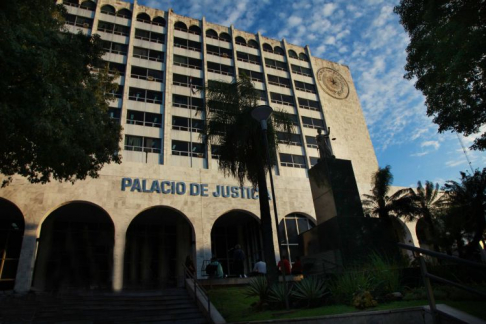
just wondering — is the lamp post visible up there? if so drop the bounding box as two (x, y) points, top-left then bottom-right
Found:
(251, 105), (289, 309)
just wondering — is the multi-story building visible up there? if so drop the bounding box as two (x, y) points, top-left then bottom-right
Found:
(0, 0), (407, 293)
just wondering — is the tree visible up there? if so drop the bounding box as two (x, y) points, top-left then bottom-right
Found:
(394, 0), (486, 150)
(441, 168), (486, 259)
(362, 165), (414, 240)
(0, 0), (122, 186)
(402, 181), (442, 251)
(204, 76), (293, 286)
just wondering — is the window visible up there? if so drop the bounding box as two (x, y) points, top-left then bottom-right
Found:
(291, 64), (312, 77)
(277, 132), (302, 146)
(274, 46), (285, 55)
(116, 8), (132, 19)
(206, 29), (218, 39)
(306, 136), (318, 149)
(235, 36), (246, 46)
(207, 62), (234, 76)
(188, 25), (201, 35)
(265, 58), (287, 71)
(136, 13), (151, 23)
(80, 1), (96, 11)
(301, 116), (324, 129)
(211, 145), (221, 159)
(173, 94), (203, 110)
(125, 135), (161, 153)
(172, 116), (204, 133)
(100, 5), (115, 15)
(287, 114), (299, 125)
(134, 29), (165, 44)
(172, 140), (205, 157)
(95, 61), (126, 75)
(248, 40), (259, 48)
(173, 55), (202, 70)
(270, 92), (294, 106)
(131, 66), (163, 82)
(128, 87), (163, 104)
(108, 108), (121, 123)
(236, 51), (260, 65)
(310, 157), (319, 167)
(153, 16), (166, 26)
(126, 110), (162, 128)
(206, 45), (232, 58)
(102, 41), (128, 55)
(279, 153), (306, 168)
(97, 20), (129, 36)
(173, 74), (203, 89)
(255, 89), (267, 101)
(298, 98), (320, 111)
(279, 214), (315, 262)
(299, 53), (309, 62)
(238, 68), (263, 83)
(64, 14), (93, 28)
(108, 85), (123, 99)
(133, 47), (164, 62)
(288, 50), (298, 59)
(295, 81), (317, 93)
(267, 74), (291, 88)
(174, 21), (188, 31)
(262, 43), (273, 53)
(219, 32), (231, 42)
(173, 37), (201, 52)
(63, 0), (79, 7)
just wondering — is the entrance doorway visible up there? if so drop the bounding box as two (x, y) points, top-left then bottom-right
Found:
(211, 211), (261, 276)
(124, 207), (194, 289)
(0, 199), (24, 290)
(33, 202), (114, 291)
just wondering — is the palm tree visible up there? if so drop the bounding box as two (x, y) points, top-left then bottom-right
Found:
(203, 76), (293, 285)
(402, 181), (441, 251)
(361, 165), (414, 241)
(441, 168), (486, 260)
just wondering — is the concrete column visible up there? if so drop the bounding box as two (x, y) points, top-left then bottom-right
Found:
(112, 224), (127, 292)
(14, 223), (39, 293)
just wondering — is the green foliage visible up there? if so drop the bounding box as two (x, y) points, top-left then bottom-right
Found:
(330, 270), (374, 305)
(245, 276), (269, 309)
(0, 0), (122, 185)
(368, 253), (402, 295)
(268, 283), (292, 309)
(292, 276), (328, 308)
(394, 0), (486, 150)
(352, 291), (378, 309)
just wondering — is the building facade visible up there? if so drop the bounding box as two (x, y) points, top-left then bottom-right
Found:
(0, 0), (409, 293)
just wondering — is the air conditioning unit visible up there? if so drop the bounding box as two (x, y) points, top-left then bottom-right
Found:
(83, 23), (90, 28)
(147, 76), (154, 81)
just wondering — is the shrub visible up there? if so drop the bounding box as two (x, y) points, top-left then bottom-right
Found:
(244, 276), (269, 309)
(368, 252), (402, 297)
(268, 282), (292, 309)
(292, 276), (328, 307)
(353, 291), (378, 309)
(330, 270), (374, 305)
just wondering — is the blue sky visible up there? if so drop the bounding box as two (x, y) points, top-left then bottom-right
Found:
(139, 0), (486, 188)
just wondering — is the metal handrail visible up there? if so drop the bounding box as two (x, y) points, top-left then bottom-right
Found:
(398, 243), (486, 324)
(182, 264), (211, 320)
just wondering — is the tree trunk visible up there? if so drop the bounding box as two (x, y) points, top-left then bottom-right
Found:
(257, 164), (278, 287)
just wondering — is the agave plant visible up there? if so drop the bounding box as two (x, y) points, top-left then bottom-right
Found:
(244, 276), (269, 309)
(268, 282), (292, 309)
(292, 276), (328, 307)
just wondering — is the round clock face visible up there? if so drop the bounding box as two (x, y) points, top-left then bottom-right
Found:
(317, 67), (349, 99)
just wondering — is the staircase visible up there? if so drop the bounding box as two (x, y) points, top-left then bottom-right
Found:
(0, 288), (208, 323)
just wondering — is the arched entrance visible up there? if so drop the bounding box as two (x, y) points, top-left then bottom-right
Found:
(33, 202), (114, 291)
(279, 213), (315, 263)
(0, 199), (24, 290)
(416, 218), (433, 250)
(211, 211), (261, 276)
(124, 207), (194, 289)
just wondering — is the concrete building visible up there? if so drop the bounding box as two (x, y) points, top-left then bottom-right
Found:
(0, 0), (419, 293)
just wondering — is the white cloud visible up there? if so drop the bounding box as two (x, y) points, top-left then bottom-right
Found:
(411, 152), (429, 157)
(322, 3), (338, 17)
(421, 141), (440, 150)
(288, 15), (303, 27)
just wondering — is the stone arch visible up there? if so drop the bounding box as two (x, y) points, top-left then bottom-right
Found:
(116, 8), (132, 19)
(32, 201), (114, 291)
(63, 0), (79, 6)
(415, 218), (433, 250)
(219, 32), (231, 42)
(174, 21), (187, 31)
(210, 210), (261, 276)
(189, 25), (201, 35)
(299, 53), (309, 61)
(80, 0), (96, 11)
(274, 46), (284, 55)
(136, 12), (151, 23)
(262, 43), (273, 53)
(123, 206), (195, 289)
(235, 36), (246, 45)
(278, 212), (316, 262)
(153, 16), (166, 26)
(288, 49), (298, 59)
(206, 29), (218, 39)
(100, 4), (115, 15)
(0, 198), (25, 290)
(248, 39), (259, 48)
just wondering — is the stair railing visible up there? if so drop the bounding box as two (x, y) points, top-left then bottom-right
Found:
(398, 243), (486, 324)
(182, 264), (211, 319)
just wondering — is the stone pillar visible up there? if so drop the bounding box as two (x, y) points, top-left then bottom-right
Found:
(14, 222), (39, 293)
(112, 224), (127, 292)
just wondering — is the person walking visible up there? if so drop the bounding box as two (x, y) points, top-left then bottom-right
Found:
(233, 244), (246, 278)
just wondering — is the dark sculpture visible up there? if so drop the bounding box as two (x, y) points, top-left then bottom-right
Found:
(316, 127), (334, 159)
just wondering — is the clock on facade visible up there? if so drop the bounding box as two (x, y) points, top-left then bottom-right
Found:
(317, 67), (349, 100)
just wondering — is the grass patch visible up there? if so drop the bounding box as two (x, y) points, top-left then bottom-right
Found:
(207, 286), (486, 323)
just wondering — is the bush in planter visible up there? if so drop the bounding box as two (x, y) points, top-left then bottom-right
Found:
(244, 276), (269, 310)
(330, 269), (374, 305)
(353, 290), (378, 309)
(268, 282), (292, 310)
(292, 276), (328, 308)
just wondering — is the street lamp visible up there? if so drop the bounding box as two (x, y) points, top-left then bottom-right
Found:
(251, 105), (289, 308)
